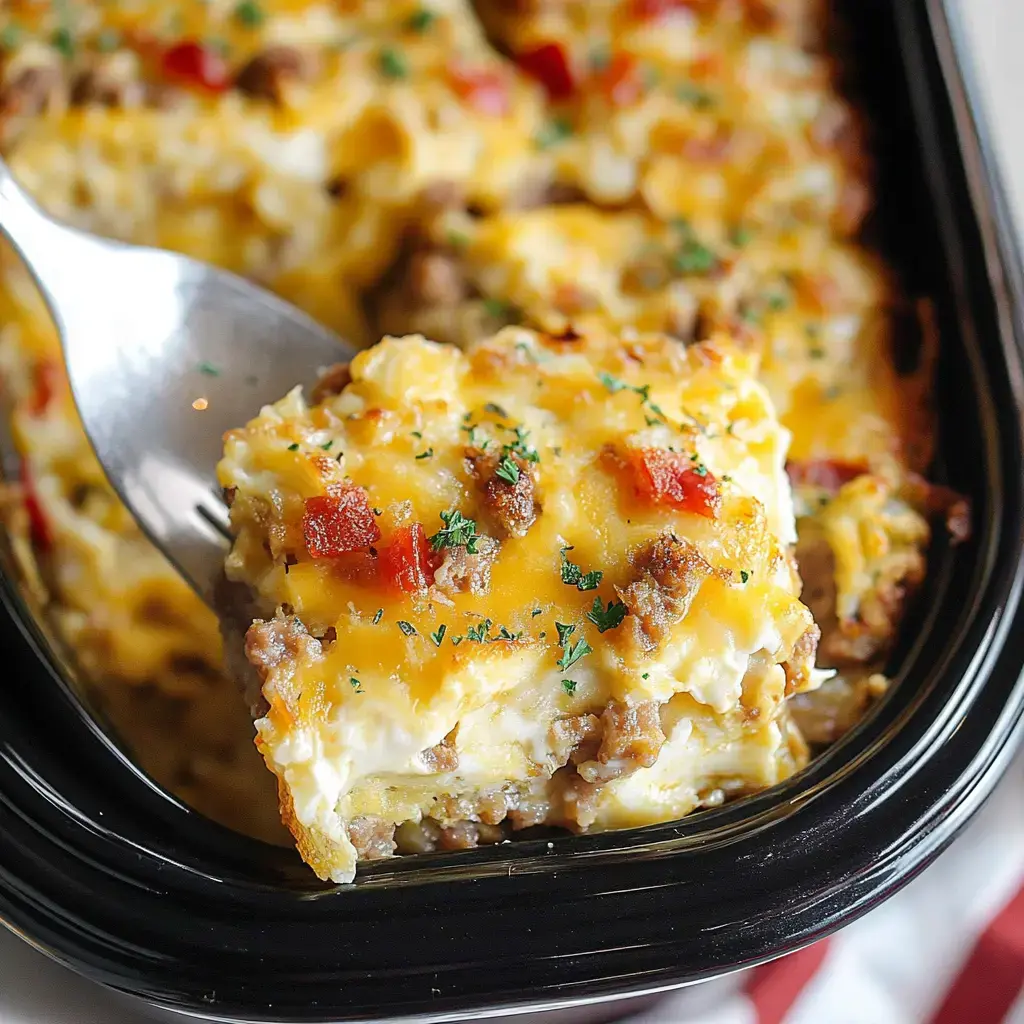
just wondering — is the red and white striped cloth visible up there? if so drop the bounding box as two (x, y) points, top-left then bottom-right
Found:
(624, 747), (1024, 1024)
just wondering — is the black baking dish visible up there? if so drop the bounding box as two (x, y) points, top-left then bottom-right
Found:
(1, 1), (1024, 1021)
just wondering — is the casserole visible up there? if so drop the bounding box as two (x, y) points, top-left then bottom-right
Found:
(0, 1), (1022, 1022)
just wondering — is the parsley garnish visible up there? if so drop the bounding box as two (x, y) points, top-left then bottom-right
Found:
(451, 635), (465, 646)
(693, 463), (709, 477)
(197, 361), (220, 376)
(234, 0), (265, 28)
(378, 47), (408, 79)
(397, 620), (417, 636)
(641, 672), (650, 679)
(0, 24), (21, 52)
(560, 548), (603, 592)
(372, 608), (383, 624)
(739, 570), (751, 584)
(598, 373), (651, 403)
(466, 619), (492, 643)
(671, 240), (716, 275)
(466, 425), (490, 449)
(586, 597), (627, 633)
(349, 676), (364, 693)
(483, 401), (510, 419)
(320, 440), (334, 451)
(503, 425), (540, 463)
(534, 116), (573, 150)
(287, 443), (300, 451)
(415, 448), (434, 460)
(674, 82), (715, 108)
(51, 25), (75, 58)
(561, 679), (578, 695)
(731, 225), (753, 248)
(531, 608), (543, 617)
(410, 430), (422, 439)
(495, 455), (520, 485)
(405, 7), (436, 32)
(482, 298), (520, 325)
(96, 27), (121, 52)
(498, 625), (523, 641)
(446, 229), (469, 250)
(429, 509), (480, 554)
(430, 624), (447, 647)
(557, 626), (593, 672)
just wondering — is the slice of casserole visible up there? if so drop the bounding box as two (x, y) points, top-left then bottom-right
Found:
(218, 325), (826, 882)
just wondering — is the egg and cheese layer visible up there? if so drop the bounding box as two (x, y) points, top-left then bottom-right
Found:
(218, 327), (824, 882)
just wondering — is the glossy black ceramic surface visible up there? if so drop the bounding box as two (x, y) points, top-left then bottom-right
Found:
(1, 1), (1023, 1021)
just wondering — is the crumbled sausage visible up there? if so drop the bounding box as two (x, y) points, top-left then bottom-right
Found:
(437, 821), (479, 850)
(236, 46), (317, 103)
(617, 535), (717, 651)
(548, 714), (601, 768)
(783, 622), (821, 695)
(468, 450), (538, 538)
(70, 67), (142, 108)
(575, 700), (665, 783)
(418, 179), (466, 210)
(408, 251), (468, 307)
(432, 534), (499, 597)
(311, 362), (352, 405)
(419, 729), (459, 772)
(245, 616), (321, 670)
(551, 282), (599, 317)
(347, 815), (397, 860)
(1, 65), (60, 118)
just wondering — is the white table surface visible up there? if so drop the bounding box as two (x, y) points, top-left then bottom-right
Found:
(2, 2), (1023, 1021)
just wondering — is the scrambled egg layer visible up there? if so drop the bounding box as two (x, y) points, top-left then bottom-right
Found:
(219, 327), (823, 882)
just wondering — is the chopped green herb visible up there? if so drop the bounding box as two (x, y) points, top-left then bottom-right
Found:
(415, 447), (434, 460)
(557, 631), (593, 672)
(588, 44), (611, 71)
(446, 229), (470, 250)
(555, 621), (576, 646)
(234, 0), (265, 28)
(561, 679), (578, 695)
(287, 443), (300, 451)
(495, 455), (520, 485)
(451, 635), (465, 646)
(51, 25), (75, 58)
(586, 597), (627, 633)
(0, 24), (21, 52)
(560, 548), (603, 592)
(405, 7), (436, 32)
(483, 401), (510, 419)
(466, 619), (492, 643)
(767, 292), (791, 312)
(320, 440), (334, 451)
(693, 463), (709, 477)
(430, 624), (447, 647)
(397, 620), (417, 636)
(95, 27), (122, 52)
(598, 372), (629, 394)
(740, 570), (751, 584)
(641, 672), (650, 679)
(372, 507), (383, 516)
(429, 509), (480, 554)
(498, 625), (523, 641)
(645, 416), (662, 427)
(349, 676), (364, 693)
(378, 46), (408, 79)
(809, 347), (826, 359)
(674, 82), (715, 108)
(410, 430), (423, 439)
(197, 361), (220, 377)
(372, 608), (383, 625)
(671, 240), (717, 276)
(481, 298), (519, 325)
(532, 608), (543, 617)
(731, 225), (753, 248)
(503, 425), (540, 464)
(534, 116), (573, 150)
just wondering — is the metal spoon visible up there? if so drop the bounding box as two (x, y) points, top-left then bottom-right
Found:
(0, 158), (350, 606)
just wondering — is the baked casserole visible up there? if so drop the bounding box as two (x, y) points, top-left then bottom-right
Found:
(0, 0), (966, 876)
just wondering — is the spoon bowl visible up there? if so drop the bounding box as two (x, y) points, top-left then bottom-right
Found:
(0, 159), (351, 604)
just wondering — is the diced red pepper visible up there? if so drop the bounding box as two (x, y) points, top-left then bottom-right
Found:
(28, 359), (60, 417)
(448, 64), (511, 117)
(630, 0), (694, 21)
(627, 448), (721, 517)
(302, 487), (381, 559)
(19, 460), (51, 551)
(161, 42), (230, 93)
(595, 53), (645, 107)
(380, 523), (436, 594)
(516, 42), (575, 100)
(786, 459), (866, 494)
